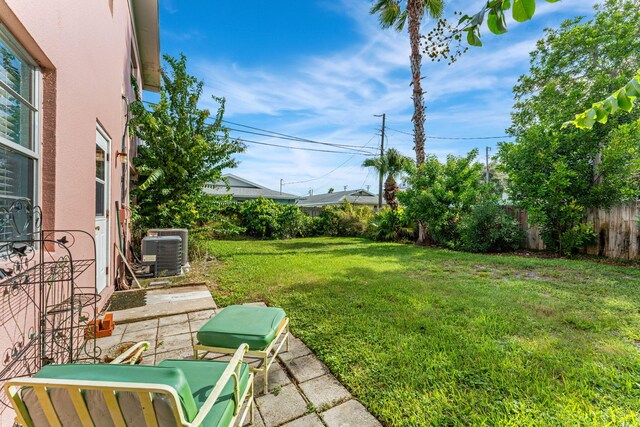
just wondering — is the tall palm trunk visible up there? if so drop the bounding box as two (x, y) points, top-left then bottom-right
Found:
(407, 0), (428, 244)
(384, 176), (399, 211)
(408, 0), (426, 167)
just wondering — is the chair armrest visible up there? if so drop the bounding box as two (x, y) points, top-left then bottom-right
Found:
(110, 341), (150, 364)
(190, 343), (249, 427)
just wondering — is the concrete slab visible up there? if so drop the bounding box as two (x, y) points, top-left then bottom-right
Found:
(94, 333), (125, 353)
(145, 290), (212, 305)
(254, 362), (292, 396)
(278, 336), (312, 362)
(121, 327), (157, 344)
(159, 313), (189, 326)
(156, 332), (192, 353)
(321, 400), (382, 427)
(189, 318), (209, 332)
(299, 375), (351, 411)
(109, 297), (214, 324)
(281, 414), (324, 427)
(256, 384), (308, 427)
(282, 354), (328, 383)
(187, 309), (216, 321)
(123, 318), (159, 333)
(158, 322), (191, 340)
(243, 409), (265, 427)
(139, 354), (155, 365)
(108, 285), (215, 324)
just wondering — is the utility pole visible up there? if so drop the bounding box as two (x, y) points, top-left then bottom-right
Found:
(280, 179), (283, 194)
(485, 146), (491, 184)
(374, 113), (386, 210)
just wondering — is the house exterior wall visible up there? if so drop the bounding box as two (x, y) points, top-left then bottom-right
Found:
(1, 0), (141, 299)
(0, 1), (145, 422)
(299, 203), (380, 217)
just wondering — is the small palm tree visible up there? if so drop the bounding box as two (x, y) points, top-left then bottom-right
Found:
(363, 148), (413, 210)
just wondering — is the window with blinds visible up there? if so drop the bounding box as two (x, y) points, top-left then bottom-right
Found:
(0, 26), (39, 242)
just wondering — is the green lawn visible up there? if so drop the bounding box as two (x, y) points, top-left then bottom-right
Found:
(196, 237), (640, 426)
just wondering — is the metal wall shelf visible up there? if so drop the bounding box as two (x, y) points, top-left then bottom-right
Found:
(0, 198), (100, 410)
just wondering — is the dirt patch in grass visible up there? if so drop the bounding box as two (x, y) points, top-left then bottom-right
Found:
(499, 250), (640, 267)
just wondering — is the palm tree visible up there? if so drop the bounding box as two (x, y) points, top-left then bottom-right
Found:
(370, 0), (444, 243)
(370, 0), (444, 167)
(363, 148), (412, 211)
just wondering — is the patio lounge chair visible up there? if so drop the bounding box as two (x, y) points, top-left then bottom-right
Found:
(4, 344), (254, 427)
(194, 305), (289, 394)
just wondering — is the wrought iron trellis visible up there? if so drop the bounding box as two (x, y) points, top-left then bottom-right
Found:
(0, 197), (100, 410)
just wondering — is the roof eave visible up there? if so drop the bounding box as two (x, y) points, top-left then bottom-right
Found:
(131, 0), (161, 92)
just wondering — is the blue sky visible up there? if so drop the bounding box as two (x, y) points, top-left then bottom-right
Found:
(149, 0), (599, 196)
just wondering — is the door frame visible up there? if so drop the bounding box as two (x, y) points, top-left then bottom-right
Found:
(95, 124), (110, 293)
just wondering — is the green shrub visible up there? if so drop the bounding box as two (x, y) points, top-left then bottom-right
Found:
(240, 198), (281, 238)
(316, 201), (373, 237)
(370, 208), (414, 242)
(239, 197), (309, 239)
(458, 194), (523, 253)
(277, 205), (310, 239)
(399, 150), (483, 247)
(559, 223), (597, 256)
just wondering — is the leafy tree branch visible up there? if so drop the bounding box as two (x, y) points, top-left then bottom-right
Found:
(565, 71), (640, 129)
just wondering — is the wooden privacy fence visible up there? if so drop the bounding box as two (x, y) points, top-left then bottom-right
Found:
(509, 201), (640, 259)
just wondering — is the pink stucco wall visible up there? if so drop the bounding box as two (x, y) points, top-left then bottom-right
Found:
(1, 0), (142, 294)
(0, 0), (145, 423)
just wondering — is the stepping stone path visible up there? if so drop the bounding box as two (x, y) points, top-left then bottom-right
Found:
(103, 293), (381, 426)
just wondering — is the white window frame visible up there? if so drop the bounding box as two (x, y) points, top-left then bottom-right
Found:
(0, 24), (40, 208)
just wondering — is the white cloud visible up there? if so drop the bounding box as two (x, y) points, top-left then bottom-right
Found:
(189, 0), (594, 195)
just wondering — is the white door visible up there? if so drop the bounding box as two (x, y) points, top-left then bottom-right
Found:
(95, 127), (110, 293)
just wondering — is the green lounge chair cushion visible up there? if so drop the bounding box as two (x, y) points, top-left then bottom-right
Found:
(159, 359), (250, 427)
(33, 363), (198, 422)
(196, 305), (287, 351)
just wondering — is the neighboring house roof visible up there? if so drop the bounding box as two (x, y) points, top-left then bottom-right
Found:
(297, 189), (384, 207)
(131, 0), (160, 92)
(204, 174), (298, 200)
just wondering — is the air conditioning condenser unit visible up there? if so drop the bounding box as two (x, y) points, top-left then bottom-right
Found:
(141, 236), (182, 277)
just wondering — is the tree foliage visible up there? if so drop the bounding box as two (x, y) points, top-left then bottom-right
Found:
(239, 198), (309, 239)
(567, 71), (640, 129)
(315, 200), (375, 237)
(423, 0), (562, 64)
(498, 0), (640, 253)
(130, 54), (244, 229)
(399, 150), (483, 247)
(362, 148), (413, 210)
(458, 189), (523, 253)
(461, 0), (559, 46)
(370, 208), (415, 242)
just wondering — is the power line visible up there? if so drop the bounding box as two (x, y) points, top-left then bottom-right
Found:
(386, 126), (510, 140)
(223, 119), (368, 150)
(226, 127), (371, 153)
(285, 134), (378, 186)
(237, 137), (377, 156)
(141, 101), (510, 142)
(141, 100), (376, 153)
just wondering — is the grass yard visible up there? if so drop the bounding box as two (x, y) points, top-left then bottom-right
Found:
(195, 237), (640, 426)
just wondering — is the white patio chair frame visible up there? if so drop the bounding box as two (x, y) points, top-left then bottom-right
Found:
(5, 344), (254, 427)
(194, 317), (290, 394)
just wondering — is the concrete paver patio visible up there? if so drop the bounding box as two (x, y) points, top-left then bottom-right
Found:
(103, 286), (381, 427)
